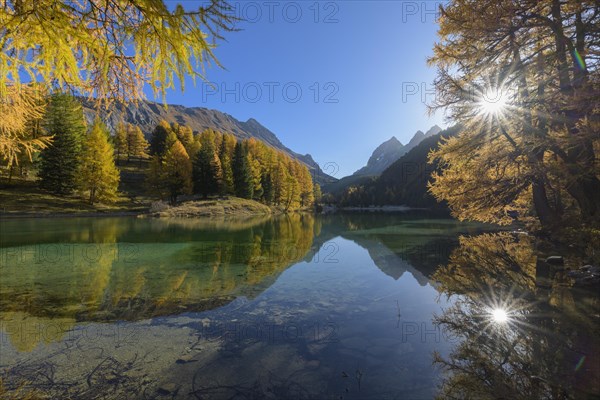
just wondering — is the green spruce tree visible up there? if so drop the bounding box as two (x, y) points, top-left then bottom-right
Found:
(232, 141), (253, 199)
(193, 131), (221, 198)
(38, 93), (86, 194)
(219, 134), (234, 195)
(149, 120), (171, 158)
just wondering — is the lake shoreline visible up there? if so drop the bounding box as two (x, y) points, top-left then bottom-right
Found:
(0, 210), (145, 219)
(0, 197), (315, 219)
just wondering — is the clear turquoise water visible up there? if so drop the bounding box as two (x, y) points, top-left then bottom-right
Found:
(0, 213), (598, 399)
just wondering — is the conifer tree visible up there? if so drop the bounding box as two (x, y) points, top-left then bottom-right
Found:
(261, 173), (274, 204)
(313, 184), (322, 204)
(295, 160), (314, 207)
(76, 119), (120, 204)
(193, 130), (222, 198)
(129, 126), (149, 167)
(1, 1), (236, 102)
(1, 85), (51, 171)
(162, 140), (193, 204)
(272, 161), (288, 206)
(219, 142), (235, 195)
(113, 121), (128, 165)
(146, 155), (166, 199)
(248, 154), (263, 200)
(164, 131), (180, 157)
(428, 0), (600, 227)
(232, 141), (253, 199)
(38, 93), (86, 194)
(171, 123), (195, 156)
(149, 120), (171, 158)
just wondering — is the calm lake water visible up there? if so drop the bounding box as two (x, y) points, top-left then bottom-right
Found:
(0, 213), (598, 399)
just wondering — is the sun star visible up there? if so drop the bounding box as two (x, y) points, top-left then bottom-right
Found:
(478, 88), (509, 115)
(491, 308), (509, 323)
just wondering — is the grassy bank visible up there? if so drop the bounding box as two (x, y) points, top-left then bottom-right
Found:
(1, 162), (311, 218)
(147, 197), (273, 218)
(0, 159), (152, 217)
(0, 180), (150, 217)
(0, 181), (283, 219)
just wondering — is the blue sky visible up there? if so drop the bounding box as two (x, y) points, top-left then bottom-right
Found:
(159, 1), (446, 178)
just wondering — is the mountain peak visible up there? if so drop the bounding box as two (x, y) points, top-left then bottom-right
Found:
(425, 125), (442, 137)
(385, 136), (402, 146)
(352, 125), (445, 177)
(406, 130), (426, 148)
(353, 135), (405, 176)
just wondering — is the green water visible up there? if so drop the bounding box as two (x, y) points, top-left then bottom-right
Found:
(0, 213), (598, 399)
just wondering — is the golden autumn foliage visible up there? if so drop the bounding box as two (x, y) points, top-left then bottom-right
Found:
(1, 1), (234, 170)
(427, 0), (600, 230)
(162, 140), (193, 204)
(0, 85), (52, 168)
(0, 0), (236, 103)
(173, 128), (316, 209)
(76, 120), (120, 204)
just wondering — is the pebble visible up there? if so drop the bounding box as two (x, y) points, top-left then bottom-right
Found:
(157, 383), (180, 395)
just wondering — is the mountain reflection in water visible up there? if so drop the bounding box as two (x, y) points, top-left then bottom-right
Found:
(0, 213), (597, 399)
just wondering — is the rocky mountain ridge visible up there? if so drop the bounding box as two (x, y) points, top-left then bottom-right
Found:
(81, 99), (337, 185)
(353, 125), (442, 177)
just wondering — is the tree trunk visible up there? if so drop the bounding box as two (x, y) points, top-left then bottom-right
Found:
(566, 175), (600, 218)
(550, 0), (572, 94)
(511, 39), (559, 228)
(549, 0), (599, 220)
(532, 179), (558, 230)
(7, 164), (13, 184)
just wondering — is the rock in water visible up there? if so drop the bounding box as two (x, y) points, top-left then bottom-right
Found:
(545, 256), (564, 266)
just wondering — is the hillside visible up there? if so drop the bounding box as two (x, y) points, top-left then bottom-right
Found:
(351, 125), (442, 177)
(373, 125), (459, 207)
(81, 99), (336, 185)
(321, 174), (376, 196)
(332, 125), (460, 208)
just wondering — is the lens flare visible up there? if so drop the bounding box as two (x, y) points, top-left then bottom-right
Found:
(478, 88), (509, 115)
(491, 308), (509, 323)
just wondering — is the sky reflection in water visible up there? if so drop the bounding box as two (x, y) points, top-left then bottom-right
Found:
(0, 213), (598, 399)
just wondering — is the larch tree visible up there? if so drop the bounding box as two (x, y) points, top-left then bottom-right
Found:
(0, 85), (51, 173)
(113, 121), (129, 165)
(171, 123), (195, 156)
(38, 93), (86, 194)
(1, 1), (235, 164)
(272, 161), (289, 207)
(76, 119), (120, 204)
(162, 140), (193, 205)
(129, 126), (149, 167)
(313, 184), (322, 205)
(427, 0), (600, 229)
(248, 154), (264, 200)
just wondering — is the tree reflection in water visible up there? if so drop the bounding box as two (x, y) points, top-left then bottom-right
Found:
(0, 214), (318, 352)
(432, 233), (600, 399)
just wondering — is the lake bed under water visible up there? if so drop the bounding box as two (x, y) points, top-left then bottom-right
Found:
(0, 213), (598, 399)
